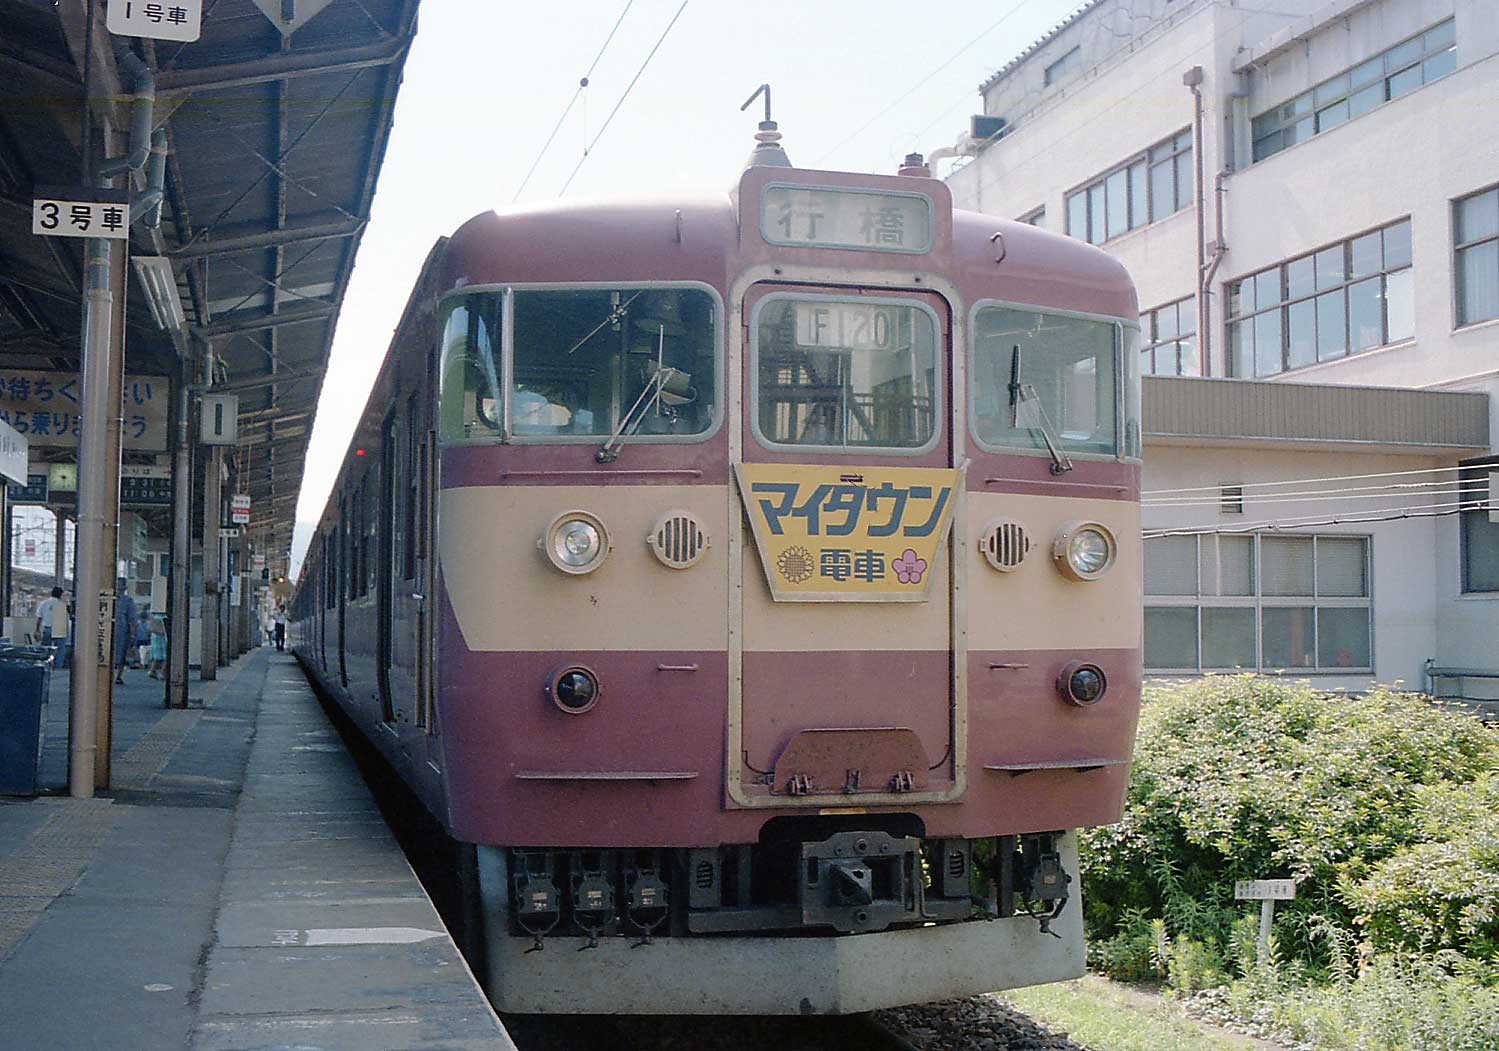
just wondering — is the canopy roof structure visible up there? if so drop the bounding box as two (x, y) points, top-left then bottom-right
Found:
(0, 0), (420, 576)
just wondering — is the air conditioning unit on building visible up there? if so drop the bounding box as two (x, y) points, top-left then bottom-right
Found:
(970, 115), (1009, 142)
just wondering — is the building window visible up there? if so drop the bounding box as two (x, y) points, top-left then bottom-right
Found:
(1142, 297), (1198, 375)
(1020, 206), (1045, 228)
(1044, 46), (1081, 87)
(1226, 218), (1412, 378)
(1064, 129), (1191, 245)
(1252, 19), (1456, 162)
(1460, 457), (1499, 593)
(1455, 185), (1499, 327)
(1144, 533), (1371, 672)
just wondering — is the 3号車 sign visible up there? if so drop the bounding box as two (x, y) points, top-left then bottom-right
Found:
(735, 462), (958, 602)
(32, 186), (131, 240)
(0, 371), (170, 451)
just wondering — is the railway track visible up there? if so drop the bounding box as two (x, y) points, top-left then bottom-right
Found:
(503, 1011), (920, 1051)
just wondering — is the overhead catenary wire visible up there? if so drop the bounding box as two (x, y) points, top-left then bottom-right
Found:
(812, 0), (1034, 169)
(1145, 480), (1491, 509)
(558, 0), (690, 197)
(511, 0), (636, 203)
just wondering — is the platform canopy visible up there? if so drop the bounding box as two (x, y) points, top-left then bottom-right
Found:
(0, 0), (420, 576)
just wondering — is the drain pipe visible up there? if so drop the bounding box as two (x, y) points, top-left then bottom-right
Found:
(1183, 66), (1207, 375)
(101, 46), (155, 178)
(132, 129), (168, 227)
(1200, 169), (1228, 369)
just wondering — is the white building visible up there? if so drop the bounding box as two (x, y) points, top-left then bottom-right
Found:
(945, 0), (1498, 697)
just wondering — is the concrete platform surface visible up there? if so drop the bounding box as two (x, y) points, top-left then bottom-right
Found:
(0, 648), (516, 1051)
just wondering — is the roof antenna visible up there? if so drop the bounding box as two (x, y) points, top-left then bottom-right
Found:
(741, 83), (792, 168)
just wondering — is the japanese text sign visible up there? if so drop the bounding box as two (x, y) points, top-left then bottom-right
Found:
(122, 464), (172, 507)
(0, 418), (27, 484)
(1234, 879), (1296, 901)
(760, 184), (932, 253)
(32, 186), (130, 240)
(0, 371), (170, 451)
(106, 0), (202, 42)
(230, 493), (251, 524)
(735, 463), (958, 602)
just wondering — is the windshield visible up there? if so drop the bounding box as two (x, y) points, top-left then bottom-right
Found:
(753, 295), (938, 451)
(438, 286), (718, 444)
(972, 305), (1130, 458)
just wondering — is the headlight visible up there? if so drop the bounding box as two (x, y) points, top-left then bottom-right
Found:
(539, 511), (611, 575)
(1052, 521), (1116, 581)
(548, 665), (601, 713)
(1057, 660), (1107, 706)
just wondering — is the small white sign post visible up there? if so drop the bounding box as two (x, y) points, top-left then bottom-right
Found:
(106, 0), (203, 42)
(1235, 879), (1296, 964)
(230, 493), (251, 524)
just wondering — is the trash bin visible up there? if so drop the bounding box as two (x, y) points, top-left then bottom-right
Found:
(0, 649), (51, 796)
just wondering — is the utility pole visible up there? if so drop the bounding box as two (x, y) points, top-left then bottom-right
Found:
(200, 426), (221, 680)
(165, 356), (193, 707)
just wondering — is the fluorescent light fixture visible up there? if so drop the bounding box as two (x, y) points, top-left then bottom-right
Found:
(132, 255), (186, 332)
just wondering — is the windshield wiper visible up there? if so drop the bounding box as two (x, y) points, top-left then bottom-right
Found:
(1009, 344), (1073, 476)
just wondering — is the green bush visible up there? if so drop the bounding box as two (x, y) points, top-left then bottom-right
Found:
(1081, 676), (1499, 972)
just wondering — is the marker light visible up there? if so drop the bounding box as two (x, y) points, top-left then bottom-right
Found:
(548, 665), (601, 714)
(539, 510), (611, 575)
(1057, 661), (1107, 706)
(1052, 521), (1117, 581)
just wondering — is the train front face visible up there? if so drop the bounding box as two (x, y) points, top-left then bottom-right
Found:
(434, 161), (1142, 1014)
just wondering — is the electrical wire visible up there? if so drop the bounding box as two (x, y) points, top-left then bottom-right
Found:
(1143, 464), (1473, 496)
(1145, 481), (1491, 510)
(511, 0), (636, 203)
(1144, 498), (1492, 538)
(558, 0), (690, 197)
(812, 0), (1034, 169)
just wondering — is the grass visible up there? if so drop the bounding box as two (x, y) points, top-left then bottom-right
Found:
(1005, 976), (1266, 1051)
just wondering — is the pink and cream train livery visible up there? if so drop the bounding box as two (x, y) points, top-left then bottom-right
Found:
(291, 125), (1143, 1015)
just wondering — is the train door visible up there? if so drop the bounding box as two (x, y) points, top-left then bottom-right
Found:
(735, 284), (958, 803)
(377, 413), (396, 723)
(338, 493), (349, 688)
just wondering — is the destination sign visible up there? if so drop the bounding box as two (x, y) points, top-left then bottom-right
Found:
(736, 463), (958, 603)
(761, 184), (932, 254)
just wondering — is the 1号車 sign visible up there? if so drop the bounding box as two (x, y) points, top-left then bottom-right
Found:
(32, 186), (130, 240)
(106, 0), (202, 42)
(735, 462), (958, 603)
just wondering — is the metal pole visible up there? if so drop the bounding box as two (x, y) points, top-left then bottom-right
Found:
(93, 232), (127, 790)
(0, 487), (10, 628)
(53, 510), (67, 587)
(69, 236), (114, 799)
(200, 442), (220, 680)
(166, 360), (192, 707)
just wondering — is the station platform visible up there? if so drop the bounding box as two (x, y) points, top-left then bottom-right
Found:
(0, 648), (517, 1051)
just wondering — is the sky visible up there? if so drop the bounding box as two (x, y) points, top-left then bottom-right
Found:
(288, 0), (1082, 573)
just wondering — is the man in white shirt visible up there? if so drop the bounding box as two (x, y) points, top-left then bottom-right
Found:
(34, 587), (70, 666)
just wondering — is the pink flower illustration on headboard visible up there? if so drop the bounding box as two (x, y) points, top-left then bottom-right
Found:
(892, 548), (928, 585)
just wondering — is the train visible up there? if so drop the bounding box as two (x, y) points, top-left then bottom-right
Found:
(291, 118), (1143, 1015)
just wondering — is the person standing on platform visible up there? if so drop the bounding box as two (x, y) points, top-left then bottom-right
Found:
(273, 607), (287, 652)
(114, 579), (138, 685)
(135, 609), (153, 671)
(34, 586), (70, 666)
(148, 613), (167, 679)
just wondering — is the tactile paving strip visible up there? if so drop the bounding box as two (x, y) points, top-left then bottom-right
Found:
(0, 798), (116, 961)
(112, 709), (204, 791)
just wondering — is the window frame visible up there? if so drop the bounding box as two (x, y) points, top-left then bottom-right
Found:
(1065, 128), (1191, 245)
(1044, 46), (1081, 87)
(1141, 296), (1199, 376)
(1145, 531), (1373, 674)
(748, 290), (944, 457)
(435, 280), (726, 448)
(1019, 206), (1046, 228)
(1454, 183), (1499, 329)
(1459, 455), (1499, 595)
(1225, 218), (1413, 378)
(1251, 19), (1457, 163)
(967, 298), (1139, 464)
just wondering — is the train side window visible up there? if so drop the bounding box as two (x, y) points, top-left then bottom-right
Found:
(404, 393), (419, 579)
(438, 296), (502, 442)
(971, 305), (1130, 459)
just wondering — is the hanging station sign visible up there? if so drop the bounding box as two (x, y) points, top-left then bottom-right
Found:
(106, 0), (203, 43)
(31, 186), (131, 240)
(230, 494), (251, 524)
(0, 371), (170, 451)
(121, 464), (173, 507)
(6, 472), (48, 504)
(0, 417), (27, 484)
